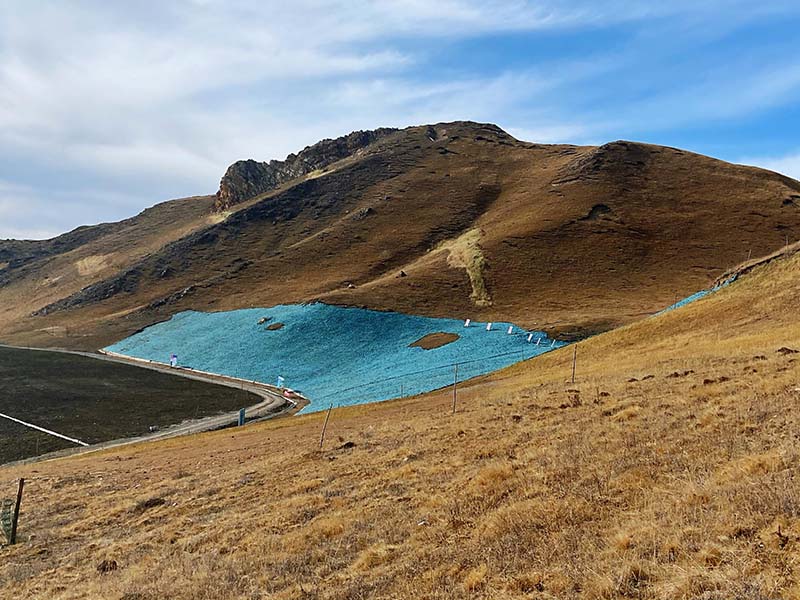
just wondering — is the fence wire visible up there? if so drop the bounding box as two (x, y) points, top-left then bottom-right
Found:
(307, 344), (560, 412)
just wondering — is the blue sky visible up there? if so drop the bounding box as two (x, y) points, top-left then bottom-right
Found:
(2, 1), (800, 239)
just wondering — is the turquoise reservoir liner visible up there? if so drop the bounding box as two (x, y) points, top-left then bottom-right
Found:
(105, 303), (564, 413)
(656, 275), (737, 315)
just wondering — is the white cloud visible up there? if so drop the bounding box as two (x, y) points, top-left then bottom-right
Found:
(0, 179), (148, 240)
(0, 182), (65, 239)
(738, 152), (800, 181)
(615, 64), (800, 133)
(506, 124), (599, 145)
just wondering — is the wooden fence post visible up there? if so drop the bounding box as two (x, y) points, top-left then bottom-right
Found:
(571, 345), (577, 385)
(452, 364), (459, 414)
(319, 404), (333, 450)
(10, 478), (23, 545)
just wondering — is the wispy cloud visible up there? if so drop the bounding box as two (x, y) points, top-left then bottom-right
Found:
(0, 179), (147, 240)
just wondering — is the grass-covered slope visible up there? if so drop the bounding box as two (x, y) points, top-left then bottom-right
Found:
(2, 122), (799, 350)
(0, 194), (220, 347)
(0, 346), (256, 463)
(1, 247), (798, 598)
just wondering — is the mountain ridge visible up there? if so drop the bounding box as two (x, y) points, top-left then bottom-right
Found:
(0, 121), (798, 350)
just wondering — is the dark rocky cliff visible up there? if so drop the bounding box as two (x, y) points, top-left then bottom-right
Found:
(214, 127), (398, 211)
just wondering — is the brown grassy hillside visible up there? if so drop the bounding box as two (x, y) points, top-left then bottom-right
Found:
(1, 244), (799, 599)
(1, 122), (798, 350)
(0, 195), (220, 343)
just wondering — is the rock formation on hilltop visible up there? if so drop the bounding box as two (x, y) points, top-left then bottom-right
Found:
(214, 127), (398, 211)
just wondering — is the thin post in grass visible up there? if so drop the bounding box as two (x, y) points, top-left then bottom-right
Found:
(452, 364), (459, 414)
(319, 404), (333, 450)
(10, 478), (23, 545)
(571, 344), (578, 385)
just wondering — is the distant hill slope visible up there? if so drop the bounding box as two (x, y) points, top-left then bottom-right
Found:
(1, 121), (799, 349)
(0, 195), (220, 345)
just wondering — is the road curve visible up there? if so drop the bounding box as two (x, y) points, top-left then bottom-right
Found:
(0, 343), (309, 465)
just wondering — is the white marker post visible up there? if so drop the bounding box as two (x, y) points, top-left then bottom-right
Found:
(464, 318), (471, 327)
(486, 322), (493, 331)
(551, 339), (556, 347)
(527, 333), (533, 343)
(277, 375), (285, 389)
(507, 325), (513, 335)
(536, 338), (541, 346)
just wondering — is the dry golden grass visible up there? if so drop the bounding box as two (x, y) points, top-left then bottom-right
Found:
(0, 250), (799, 599)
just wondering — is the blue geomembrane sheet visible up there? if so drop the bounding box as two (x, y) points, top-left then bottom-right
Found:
(656, 275), (736, 315)
(658, 289), (712, 313)
(105, 304), (565, 413)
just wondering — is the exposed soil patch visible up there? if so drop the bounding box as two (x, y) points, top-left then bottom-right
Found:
(266, 322), (285, 331)
(410, 332), (460, 350)
(440, 228), (491, 307)
(75, 254), (113, 276)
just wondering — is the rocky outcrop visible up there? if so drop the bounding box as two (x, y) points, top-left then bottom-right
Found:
(214, 127), (398, 211)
